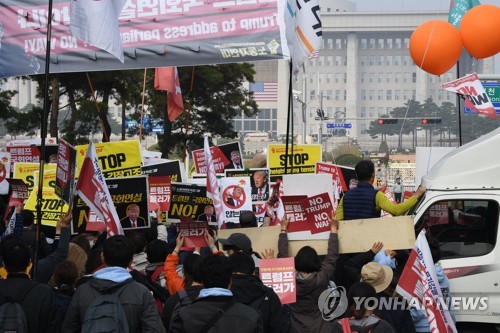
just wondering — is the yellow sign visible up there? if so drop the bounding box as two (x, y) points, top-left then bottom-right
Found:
(76, 140), (142, 178)
(13, 163), (57, 194)
(24, 186), (69, 227)
(267, 144), (322, 180)
(33, 167), (57, 189)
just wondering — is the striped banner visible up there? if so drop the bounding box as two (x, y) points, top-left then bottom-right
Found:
(204, 136), (224, 229)
(250, 82), (278, 102)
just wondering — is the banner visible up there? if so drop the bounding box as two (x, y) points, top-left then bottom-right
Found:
(268, 144), (322, 181)
(396, 231), (457, 333)
(315, 162), (355, 193)
(141, 160), (184, 183)
(0, 152), (11, 195)
(55, 139), (77, 204)
(448, 0), (480, 27)
(141, 150), (163, 165)
(73, 176), (149, 233)
(76, 140), (142, 178)
(178, 217), (209, 249)
(379, 186), (398, 218)
(192, 141), (242, 174)
(6, 179), (29, 216)
(6, 144), (58, 169)
(33, 169), (57, 189)
(226, 168), (270, 203)
(260, 257), (296, 304)
(24, 186), (69, 227)
(148, 176), (171, 213)
(281, 195), (308, 232)
(443, 72), (496, 119)
(300, 193), (333, 234)
(220, 177), (252, 224)
(168, 183), (212, 223)
(0, 0), (286, 78)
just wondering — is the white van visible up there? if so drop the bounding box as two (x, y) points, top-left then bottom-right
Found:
(411, 127), (500, 330)
(244, 132), (269, 142)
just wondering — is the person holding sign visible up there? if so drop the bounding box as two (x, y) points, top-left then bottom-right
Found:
(277, 213), (339, 333)
(120, 204), (147, 229)
(336, 160), (426, 221)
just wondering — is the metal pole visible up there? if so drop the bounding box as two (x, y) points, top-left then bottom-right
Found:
(318, 91), (323, 146)
(301, 78), (307, 144)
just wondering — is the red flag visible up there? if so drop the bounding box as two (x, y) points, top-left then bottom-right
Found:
(154, 67), (184, 122)
(204, 136), (225, 229)
(75, 143), (123, 236)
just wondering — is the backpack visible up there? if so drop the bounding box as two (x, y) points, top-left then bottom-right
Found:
(249, 287), (291, 333)
(130, 269), (170, 316)
(0, 282), (38, 333)
(168, 289), (197, 331)
(340, 317), (380, 333)
(81, 283), (130, 333)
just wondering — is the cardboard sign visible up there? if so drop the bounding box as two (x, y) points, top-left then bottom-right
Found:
(141, 160), (184, 183)
(260, 258), (296, 304)
(168, 183), (213, 223)
(76, 140), (142, 178)
(179, 217), (208, 249)
(315, 162), (355, 192)
(72, 176), (149, 233)
(225, 168), (270, 203)
(24, 186), (69, 227)
(220, 177), (252, 223)
(192, 141), (241, 174)
(300, 193), (334, 234)
(0, 152), (11, 195)
(148, 176), (171, 212)
(6, 144), (58, 169)
(55, 139), (77, 204)
(33, 169), (57, 189)
(13, 162), (57, 194)
(267, 144), (321, 181)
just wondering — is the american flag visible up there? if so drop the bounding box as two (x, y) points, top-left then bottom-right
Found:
(250, 82), (278, 102)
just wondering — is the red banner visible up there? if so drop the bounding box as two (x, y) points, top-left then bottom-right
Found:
(193, 146), (231, 174)
(260, 258), (296, 304)
(281, 195), (309, 232)
(179, 217), (208, 249)
(315, 162), (349, 192)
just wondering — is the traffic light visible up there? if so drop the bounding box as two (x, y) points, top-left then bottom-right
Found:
(421, 118), (442, 124)
(377, 118), (398, 125)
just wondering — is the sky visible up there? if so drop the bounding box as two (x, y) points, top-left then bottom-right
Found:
(350, 0), (500, 74)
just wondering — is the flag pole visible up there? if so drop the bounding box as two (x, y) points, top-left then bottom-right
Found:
(139, 68), (147, 143)
(34, 0), (55, 280)
(86, 73), (109, 142)
(285, 61), (293, 175)
(182, 66), (196, 161)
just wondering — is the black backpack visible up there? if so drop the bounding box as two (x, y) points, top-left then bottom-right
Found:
(0, 282), (38, 333)
(168, 289), (197, 331)
(81, 283), (130, 333)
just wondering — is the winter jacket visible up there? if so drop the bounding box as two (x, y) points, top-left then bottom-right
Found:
(145, 262), (166, 288)
(164, 253), (184, 295)
(343, 250), (376, 291)
(231, 274), (290, 333)
(162, 285), (203, 331)
(54, 288), (75, 331)
(170, 288), (263, 333)
(0, 273), (58, 333)
(410, 263), (455, 332)
(341, 182), (380, 220)
(21, 225), (53, 259)
(278, 232), (339, 333)
(132, 252), (149, 273)
(62, 266), (165, 333)
(35, 226), (71, 283)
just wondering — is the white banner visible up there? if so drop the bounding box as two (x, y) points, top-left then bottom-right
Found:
(0, 152), (11, 195)
(220, 177), (252, 224)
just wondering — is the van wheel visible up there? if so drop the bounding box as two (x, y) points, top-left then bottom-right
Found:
(457, 322), (499, 333)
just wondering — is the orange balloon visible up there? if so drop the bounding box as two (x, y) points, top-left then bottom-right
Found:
(460, 4), (500, 59)
(409, 20), (463, 76)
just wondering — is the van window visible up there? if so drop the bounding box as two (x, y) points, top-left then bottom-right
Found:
(418, 199), (499, 260)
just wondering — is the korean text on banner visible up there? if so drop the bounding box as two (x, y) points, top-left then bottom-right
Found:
(76, 140), (142, 179)
(75, 142), (123, 236)
(141, 160), (184, 183)
(148, 176), (171, 212)
(448, 0), (480, 27)
(260, 258), (296, 304)
(193, 141), (241, 174)
(168, 183), (212, 223)
(268, 144), (322, 181)
(443, 72), (496, 119)
(13, 162), (57, 194)
(24, 187), (69, 227)
(179, 217), (209, 249)
(396, 231), (457, 333)
(0, 0), (285, 79)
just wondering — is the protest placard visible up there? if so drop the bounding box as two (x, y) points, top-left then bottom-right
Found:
(55, 139), (77, 204)
(141, 160), (184, 183)
(268, 144), (321, 181)
(300, 193), (334, 234)
(13, 162), (57, 194)
(192, 142), (242, 174)
(148, 176), (171, 212)
(0, 152), (11, 195)
(315, 162), (355, 192)
(179, 217), (209, 249)
(76, 140), (142, 178)
(25, 186), (69, 227)
(226, 168), (270, 203)
(168, 183), (213, 223)
(220, 177), (252, 223)
(260, 258), (296, 304)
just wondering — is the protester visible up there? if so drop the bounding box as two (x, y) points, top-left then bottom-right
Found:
(145, 239), (173, 288)
(343, 242), (384, 291)
(331, 282), (395, 333)
(239, 210), (258, 228)
(76, 247), (104, 287)
(170, 254), (263, 333)
(19, 209), (52, 259)
(62, 235), (165, 332)
(164, 233), (189, 295)
(218, 232), (262, 270)
(130, 233), (149, 273)
(349, 178), (358, 190)
(336, 160), (426, 221)
(53, 260), (78, 328)
(163, 253), (203, 331)
(0, 234), (58, 333)
(278, 215), (339, 333)
(229, 252), (290, 333)
(392, 177), (404, 203)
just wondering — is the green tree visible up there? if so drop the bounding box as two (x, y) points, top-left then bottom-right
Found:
(5, 104), (42, 137)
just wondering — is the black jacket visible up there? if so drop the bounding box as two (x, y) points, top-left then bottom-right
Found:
(231, 274), (289, 333)
(163, 285), (203, 331)
(343, 182), (380, 220)
(21, 226), (53, 259)
(343, 250), (376, 291)
(171, 294), (263, 333)
(62, 275), (165, 332)
(0, 273), (58, 333)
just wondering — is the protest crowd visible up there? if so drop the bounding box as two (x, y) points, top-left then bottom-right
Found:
(0, 142), (455, 333)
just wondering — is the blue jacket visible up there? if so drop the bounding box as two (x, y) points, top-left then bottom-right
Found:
(343, 182), (380, 220)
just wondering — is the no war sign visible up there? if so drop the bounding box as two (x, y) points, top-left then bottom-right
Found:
(267, 144), (322, 181)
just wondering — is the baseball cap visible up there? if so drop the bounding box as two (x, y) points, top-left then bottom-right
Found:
(218, 233), (252, 253)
